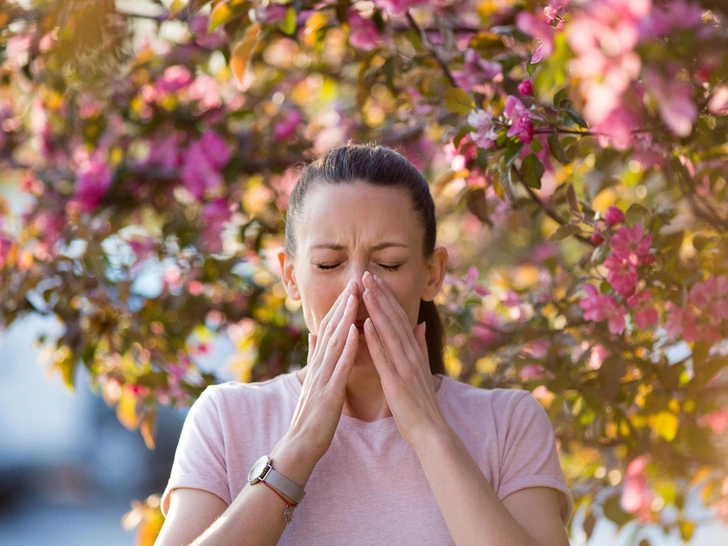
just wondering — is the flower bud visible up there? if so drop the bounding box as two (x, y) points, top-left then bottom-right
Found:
(605, 206), (625, 226)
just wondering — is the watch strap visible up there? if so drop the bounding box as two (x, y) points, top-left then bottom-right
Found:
(264, 465), (306, 505)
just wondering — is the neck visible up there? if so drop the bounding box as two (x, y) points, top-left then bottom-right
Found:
(295, 353), (442, 423)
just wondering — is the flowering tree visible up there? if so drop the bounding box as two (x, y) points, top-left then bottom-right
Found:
(1, 0), (727, 543)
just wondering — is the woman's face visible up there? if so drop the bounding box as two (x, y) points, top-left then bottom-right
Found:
(278, 181), (447, 362)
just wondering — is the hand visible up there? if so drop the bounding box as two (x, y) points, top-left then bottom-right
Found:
(360, 271), (450, 448)
(286, 280), (361, 462)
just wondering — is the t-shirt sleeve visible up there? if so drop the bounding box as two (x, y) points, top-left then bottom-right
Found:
(496, 391), (574, 526)
(160, 386), (231, 517)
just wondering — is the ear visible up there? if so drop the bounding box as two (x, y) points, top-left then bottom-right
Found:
(422, 246), (448, 302)
(277, 246), (301, 300)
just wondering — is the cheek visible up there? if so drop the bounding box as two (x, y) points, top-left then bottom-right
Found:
(302, 277), (341, 331)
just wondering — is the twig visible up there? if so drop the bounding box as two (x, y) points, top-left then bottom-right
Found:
(510, 166), (596, 247)
(405, 11), (459, 89)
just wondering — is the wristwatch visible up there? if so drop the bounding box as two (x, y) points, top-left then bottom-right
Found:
(247, 455), (306, 505)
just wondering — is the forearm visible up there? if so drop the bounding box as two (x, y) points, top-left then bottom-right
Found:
(191, 433), (319, 546)
(414, 427), (538, 546)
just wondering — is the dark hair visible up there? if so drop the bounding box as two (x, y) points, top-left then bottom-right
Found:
(284, 143), (446, 376)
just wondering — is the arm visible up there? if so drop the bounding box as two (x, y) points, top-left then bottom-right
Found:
(413, 427), (570, 546)
(155, 432), (320, 546)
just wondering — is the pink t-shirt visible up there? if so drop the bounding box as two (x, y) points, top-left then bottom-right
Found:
(161, 371), (573, 544)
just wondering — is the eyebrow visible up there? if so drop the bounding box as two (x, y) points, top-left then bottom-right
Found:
(311, 242), (409, 251)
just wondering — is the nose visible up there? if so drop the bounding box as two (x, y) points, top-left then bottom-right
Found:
(349, 266), (368, 299)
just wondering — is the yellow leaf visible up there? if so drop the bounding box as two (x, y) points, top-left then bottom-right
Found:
(230, 23), (261, 85)
(304, 12), (329, 48)
(117, 386), (141, 430)
(140, 409), (157, 450)
(650, 411), (679, 442)
(444, 87), (475, 114)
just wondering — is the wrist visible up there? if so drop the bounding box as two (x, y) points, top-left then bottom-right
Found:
(267, 433), (321, 489)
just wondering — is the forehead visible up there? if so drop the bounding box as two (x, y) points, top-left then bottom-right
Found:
(298, 181), (421, 248)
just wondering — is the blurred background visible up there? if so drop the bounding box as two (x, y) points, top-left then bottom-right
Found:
(2, 0), (728, 544)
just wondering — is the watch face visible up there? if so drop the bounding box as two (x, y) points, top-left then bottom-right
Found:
(248, 455), (270, 483)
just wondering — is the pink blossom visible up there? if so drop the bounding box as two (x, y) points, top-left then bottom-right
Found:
(604, 255), (638, 297)
(452, 49), (502, 91)
(516, 12), (555, 63)
(444, 266), (490, 296)
(517, 79), (534, 96)
(520, 364), (547, 381)
(349, 9), (381, 51)
(273, 109), (303, 142)
(708, 86), (728, 116)
(0, 232), (13, 269)
(627, 289), (659, 328)
(155, 65), (193, 95)
(504, 96), (534, 144)
(256, 4), (288, 25)
(199, 130), (231, 169)
(621, 454), (654, 524)
(467, 108), (498, 150)
(75, 154), (113, 212)
(181, 142), (224, 201)
(543, 5), (560, 24)
(644, 70), (697, 137)
(609, 224), (652, 263)
(605, 205), (624, 225)
(697, 407), (728, 435)
(373, 0), (429, 16)
(470, 311), (505, 348)
(579, 284), (627, 334)
(188, 15), (227, 49)
(588, 344), (610, 370)
(186, 75), (222, 111)
(522, 338), (551, 360)
(201, 198), (231, 253)
(144, 129), (184, 173)
(590, 233), (605, 246)
(665, 302), (700, 343)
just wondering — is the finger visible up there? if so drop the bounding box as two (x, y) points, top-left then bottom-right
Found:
(320, 293), (359, 380)
(329, 323), (359, 389)
(415, 322), (429, 367)
(307, 333), (317, 363)
(314, 283), (354, 361)
(362, 284), (416, 374)
(363, 317), (396, 383)
(368, 274), (421, 360)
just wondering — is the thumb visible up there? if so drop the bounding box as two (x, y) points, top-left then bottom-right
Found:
(308, 333), (318, 362)
(416, 322), (429, 363)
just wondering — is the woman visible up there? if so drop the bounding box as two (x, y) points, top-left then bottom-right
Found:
(155, 144), (573, 546)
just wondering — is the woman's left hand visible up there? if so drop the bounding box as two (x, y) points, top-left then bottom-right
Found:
(361, 271), (451, 449)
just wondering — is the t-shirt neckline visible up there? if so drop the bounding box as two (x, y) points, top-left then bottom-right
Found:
(283, 370), (451, 433)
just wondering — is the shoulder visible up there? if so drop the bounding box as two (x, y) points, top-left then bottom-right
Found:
(441, 376), (532, 410)
(204, 372), (295, 404)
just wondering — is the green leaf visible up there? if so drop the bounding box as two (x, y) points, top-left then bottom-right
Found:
(444, 88), (475, 114)
(566, 183), (579, 212)
(278, 7), (297, 35)
(549, 223), (582, 241)
(565, 109), (588, 128)
(548, 134), (571, 164)
(520, 154), (544, 189)
(553, 87), (568, 107)
(527, 61), (537, 76)
(504, 141), (524, 167)
(453, 125), (473, 150)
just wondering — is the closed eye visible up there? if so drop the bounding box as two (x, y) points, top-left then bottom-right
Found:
(315, 263), (402, 272)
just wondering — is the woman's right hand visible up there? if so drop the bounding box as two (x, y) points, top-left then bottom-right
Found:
(286, 279), (361, 461)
